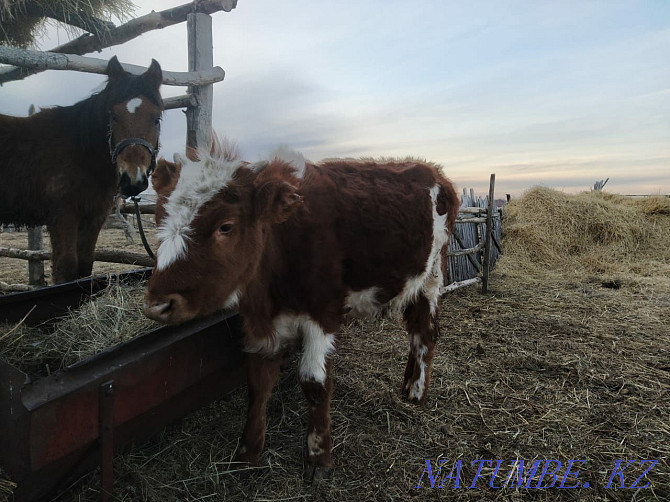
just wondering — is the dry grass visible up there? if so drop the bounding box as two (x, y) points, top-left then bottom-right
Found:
(0, 0), (135, 47)
(0, 278), (157, 377)
(2, 189), (669, 501)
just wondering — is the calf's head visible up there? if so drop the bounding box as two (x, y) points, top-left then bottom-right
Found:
(144, 146), (303, 324)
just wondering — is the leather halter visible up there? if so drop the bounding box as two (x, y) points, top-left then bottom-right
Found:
(110, 137), (158, 176)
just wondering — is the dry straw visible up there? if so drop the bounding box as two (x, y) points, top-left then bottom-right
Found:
(0, 278), (156, 377)
(0, 0), (135, 47)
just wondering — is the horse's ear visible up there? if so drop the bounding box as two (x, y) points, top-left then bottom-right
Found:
(106, 56), (125, 80)
(143, 59), (162, 89)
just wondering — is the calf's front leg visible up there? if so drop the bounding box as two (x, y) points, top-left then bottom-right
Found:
(299, 321), (336, 481)
(237, 352), (281, 465)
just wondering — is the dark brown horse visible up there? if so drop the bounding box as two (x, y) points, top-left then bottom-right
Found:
(0, 56), (163, 283)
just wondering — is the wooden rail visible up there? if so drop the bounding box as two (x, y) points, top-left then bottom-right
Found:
(0, 247), (153, 268)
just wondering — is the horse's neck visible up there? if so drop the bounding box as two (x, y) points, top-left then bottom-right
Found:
(61, 94), (111, 158)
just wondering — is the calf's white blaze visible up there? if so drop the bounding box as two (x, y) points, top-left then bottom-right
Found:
(156, 149), (246, 271)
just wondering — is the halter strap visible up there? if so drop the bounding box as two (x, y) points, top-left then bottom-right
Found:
(111, 138), (158, 176)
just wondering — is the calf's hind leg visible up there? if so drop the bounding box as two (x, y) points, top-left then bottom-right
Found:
(402, 293), (440, 405)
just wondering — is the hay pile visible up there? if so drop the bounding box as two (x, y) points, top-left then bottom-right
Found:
(499, 187), (670, 281)
(0, 0), (135, 47)
(0, 279), (156, 377)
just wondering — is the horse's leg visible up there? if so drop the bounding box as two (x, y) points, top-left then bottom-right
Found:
(237, 352), (282, 465)
(402, 292), (440, 405)
(76, 212), (108, 278)
(48, 216), (79, 284)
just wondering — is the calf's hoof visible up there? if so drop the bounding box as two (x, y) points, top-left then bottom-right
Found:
(234, 445), (260, 466)
(304, 462), (333, 483)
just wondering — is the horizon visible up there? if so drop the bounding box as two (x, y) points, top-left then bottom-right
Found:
(0, 0), (668, 197)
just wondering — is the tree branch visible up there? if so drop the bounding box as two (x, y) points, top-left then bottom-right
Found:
(0, 0), (237, 85)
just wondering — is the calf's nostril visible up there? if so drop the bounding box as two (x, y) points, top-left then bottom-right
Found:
(159, 299), (172, 315)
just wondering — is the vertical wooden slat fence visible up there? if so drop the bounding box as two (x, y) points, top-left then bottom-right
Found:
(443, 174), (504, 294)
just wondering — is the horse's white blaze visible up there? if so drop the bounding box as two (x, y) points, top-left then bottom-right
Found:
(135, 166), (145, 183)
(126, 97), (143, 114)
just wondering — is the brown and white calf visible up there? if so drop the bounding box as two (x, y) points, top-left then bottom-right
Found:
(144, 144), (459, 479)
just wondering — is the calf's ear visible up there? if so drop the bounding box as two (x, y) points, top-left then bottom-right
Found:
(254, 180), (303, 224)
(152, 158), (182, 196)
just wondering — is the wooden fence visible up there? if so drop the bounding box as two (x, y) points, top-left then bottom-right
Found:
(442, 174), (504, 294)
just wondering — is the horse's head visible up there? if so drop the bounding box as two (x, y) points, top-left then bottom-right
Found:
(105, 56), (163, 197)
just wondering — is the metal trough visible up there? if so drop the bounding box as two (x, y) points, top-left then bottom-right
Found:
(0, 269), (246, 501)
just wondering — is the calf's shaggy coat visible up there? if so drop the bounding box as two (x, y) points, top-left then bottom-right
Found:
(144, 144), (458, 479)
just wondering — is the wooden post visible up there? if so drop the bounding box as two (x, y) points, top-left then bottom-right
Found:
(186, 12), (214, 149)
(481, 174), (496, 294)
(27, 227), (46, 287)
(27, 104), (46, 287)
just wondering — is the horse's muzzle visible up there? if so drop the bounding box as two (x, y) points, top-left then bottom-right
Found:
(119, 172), (149, 197)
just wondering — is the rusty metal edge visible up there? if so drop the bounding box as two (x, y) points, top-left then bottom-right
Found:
(23, 310), (238, 411)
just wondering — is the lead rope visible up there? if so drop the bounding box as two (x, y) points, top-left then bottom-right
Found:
(131, 196), (156, 261)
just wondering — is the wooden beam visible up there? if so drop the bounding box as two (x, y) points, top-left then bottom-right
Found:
(0, 247), (153, 267)
(447, 242), (483, 257)
(118, 203), (156, 215)
(0, 46), (225, 86)
(440, 277), (482, 294)
(455, 216), (487, 224)
(186, 12), (214, 149)
(164, 94), (199, 110)
(0, 0), (237, 85)
(481, 174), (496, 294)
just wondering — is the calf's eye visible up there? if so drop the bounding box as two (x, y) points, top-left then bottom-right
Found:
(219, 223), (234, 235)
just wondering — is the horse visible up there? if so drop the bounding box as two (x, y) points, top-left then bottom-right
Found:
(0, 56), (163, 284)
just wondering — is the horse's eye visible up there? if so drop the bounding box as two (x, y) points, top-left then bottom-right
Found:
(219, 223), (233, 235)
(154, 117), (161, 126)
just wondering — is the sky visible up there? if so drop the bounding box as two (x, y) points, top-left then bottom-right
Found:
(1, 0), (668, 197)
